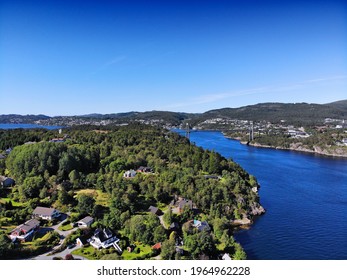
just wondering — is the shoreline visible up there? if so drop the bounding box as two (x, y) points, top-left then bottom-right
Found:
(222, 133), (347, 159)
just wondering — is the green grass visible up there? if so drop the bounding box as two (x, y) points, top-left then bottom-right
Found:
(74, 189), (110, 207)
(0, 198), (26, 207)
(121, 243), (153, 260)
(72, 246), (98, 260)
(58, 223), (73, 231)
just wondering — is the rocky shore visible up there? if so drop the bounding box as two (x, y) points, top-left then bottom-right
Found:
(223, 133), (347, 158)
(245, 141), (347, 158)
(232, 203), (266, 227)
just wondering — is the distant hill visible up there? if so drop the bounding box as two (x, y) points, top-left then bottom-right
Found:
(80, 111), (196, 125)
(0, 114), (51, 124)
(325, 100), (347, 111)
(1, 100), (346, 126)
(195, 102), (347, 125)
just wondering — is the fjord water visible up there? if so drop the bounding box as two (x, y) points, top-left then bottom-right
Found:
(0, 123), (62, 130)
(185, 130), (347, 260)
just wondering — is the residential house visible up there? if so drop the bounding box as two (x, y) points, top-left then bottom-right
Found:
(0, 176), (15, 187)
(77, 216), (94, 228)
(136, 166), (153, 173)
(32, 206), (60, 220)
(123, 170), (137, 178)
(192, 220), (210, 232)
(49, 138), (65, 143)
(178, 199), (193, 213)
(222, 253), (232, 260)
(169, 222), (180, 232)
(76, 237), (88, 247)
(152, 242), (161, 251)
(0, 154), (6, 159)
(203, 175), (221, 180)
(148, 206), (163, 216)
(9, 219), (40, 242)
(89, 228), (122, 251)
(5, 148), (12, 154)
(342, 138), (347, 146)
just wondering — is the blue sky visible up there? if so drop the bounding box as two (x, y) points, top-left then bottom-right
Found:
(1, 0), (346, 116)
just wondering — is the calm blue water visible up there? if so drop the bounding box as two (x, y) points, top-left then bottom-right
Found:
(0, 123), (62, 130)
(177, 130), (347, 260)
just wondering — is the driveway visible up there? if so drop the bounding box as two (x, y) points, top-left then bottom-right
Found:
(31, 246), (87, 260)
(28, 215), (81, 260)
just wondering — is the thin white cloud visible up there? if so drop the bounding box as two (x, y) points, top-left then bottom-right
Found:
(304, 75), (347, 84)
(166, 75), (347, 109)
(102, 56), (127, 67)
(88, 55), (127, 77)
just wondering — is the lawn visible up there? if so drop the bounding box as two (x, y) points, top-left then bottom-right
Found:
(58, 223), (73, 231)
(0, 198), (27, 207)
(74, 189), (110, 207)
(72, 246), (97, 260)
(121, 243), (153, 260)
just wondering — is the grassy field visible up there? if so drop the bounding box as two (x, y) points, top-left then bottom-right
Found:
(72, 243), (154, 260)
(121, 243), (153, 260)
(74, 189), (110, 207)
(0, 198), (27, 207)
(71, 246), (97, 260)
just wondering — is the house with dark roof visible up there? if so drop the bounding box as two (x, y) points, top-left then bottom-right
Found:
(49, 138), (65, 143)
(137, 166), (153, 173)
(77, 216), (94, 228)
(9, 219), (40, 242)
(32, 206), (60, 220)
(148, 206), (163, 216)
(76, 236), (88, 247)
(89, 228), (121, 251)
(0, 176), (15, 187)
(169, 222), (180, 232)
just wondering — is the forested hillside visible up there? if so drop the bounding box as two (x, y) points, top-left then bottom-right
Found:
(197, 102), (347, 126)
(1, 100), (346, 127)
(0, 124), (263, 260)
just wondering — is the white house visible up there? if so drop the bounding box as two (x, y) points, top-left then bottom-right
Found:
(123, 169), (137, 178)
(192, 220), (211, 232)
(89, 228), (122, 252)
(222, 253), (232, 260)
(9, 219), (40, 242)
(32, 206), (60, 220)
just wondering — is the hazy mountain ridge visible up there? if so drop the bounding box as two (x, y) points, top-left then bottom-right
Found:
(1, 100), (346, 126)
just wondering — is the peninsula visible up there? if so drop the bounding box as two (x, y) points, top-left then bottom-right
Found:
(0, 124), (263, 260)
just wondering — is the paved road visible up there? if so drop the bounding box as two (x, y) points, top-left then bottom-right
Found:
(29, 215), (83, 260)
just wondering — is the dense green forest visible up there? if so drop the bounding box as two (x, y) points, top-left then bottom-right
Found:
(0, 124), (263, 260)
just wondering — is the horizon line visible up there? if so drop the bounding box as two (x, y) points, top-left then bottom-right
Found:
(0, 99), (346, 118)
